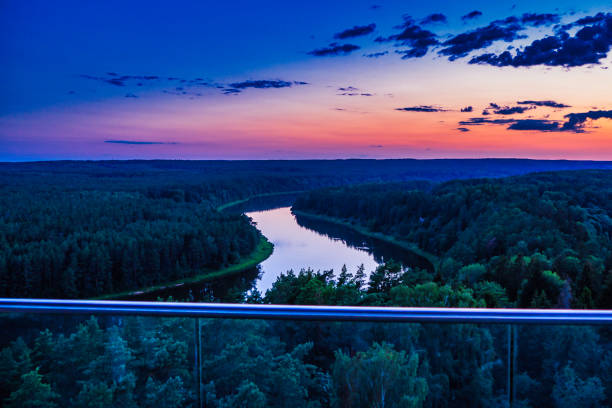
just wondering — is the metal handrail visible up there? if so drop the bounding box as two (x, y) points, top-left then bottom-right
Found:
(1, 298), (612, 324)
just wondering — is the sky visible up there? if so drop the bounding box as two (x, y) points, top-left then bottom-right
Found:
(1, 0), (611, 161)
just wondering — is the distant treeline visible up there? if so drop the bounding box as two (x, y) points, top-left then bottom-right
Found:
(293, 170), (612, 309)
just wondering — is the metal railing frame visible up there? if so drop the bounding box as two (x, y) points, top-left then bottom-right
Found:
(1, 298), (611, 324)
(2, 298), (612, 407)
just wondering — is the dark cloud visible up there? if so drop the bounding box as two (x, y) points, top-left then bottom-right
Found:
(520, 13), (560, 27)
(461, 106), (473, 112)
(459, 109), (612, 133)
(162, 89), (203, 98)
(337, 86), (374, 96)
(573, 12), (609, 26)
(439, 13), (562, 61)
(507, 119), (562, 131)
(80, 72), (212, 92)
(81, 72), (307, 98)
(508, 110), (612, 132)
(369, 144), (384, 148)
(308, 43), (360, 56)
(375, 17), (438, 58)
(396, 105), (447, 112)
(334, 23), (376, 39)
(459, 117), (516, 125)
(229, 79), (292, 89)
(462, 11), (483, 21)
(421, 13), (447, 25)
(81, 74), (162, 87)
(480, 102), (532, 115)
(370, 4), (381, 9)
(223, 80), (308, 94)
(104, 140), (177, 145)
(493, 105), (532, 115)
(457, 127), (471, 132)
(561, 110), (612, 132)
(469, 13), (612, 67)
(80, 74), (125, 86)
(517, 100), (571, 108)
(363, 51), (389, 58)
(222, 88), (241, 95)
(438, 19), (525, 60)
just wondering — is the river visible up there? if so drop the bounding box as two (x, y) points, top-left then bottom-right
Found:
(126, 195), (431, 301)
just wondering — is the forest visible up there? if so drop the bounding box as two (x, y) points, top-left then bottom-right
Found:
(293, 170), (612, 309)
(0, 159), (442, 299)
(1, 163), (612, 407)
(5, 159), (610, 299)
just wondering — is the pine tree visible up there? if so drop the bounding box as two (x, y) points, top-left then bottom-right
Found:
(6, 368), (59, 408)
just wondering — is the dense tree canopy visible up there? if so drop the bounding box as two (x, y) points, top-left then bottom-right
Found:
(293, 171), (612, 309)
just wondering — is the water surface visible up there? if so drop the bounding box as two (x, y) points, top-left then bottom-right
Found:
(247, 207), (380, 293)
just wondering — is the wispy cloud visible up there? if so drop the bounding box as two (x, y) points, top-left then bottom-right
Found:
(337, 86), (373, 96)
(421, 13), (447, 25)
(438, 17), (527, 60)
(334, 23), (376, 39)
(104, 140), (178, 145)
(308, 43), (361, 56)
(396, 105), (447, 112)
(223, 80), (308, 94)
(517, 100), (571, 108)
(363, 51), (389, 58)
(80, 72), (308, 97)
(459, 117), (516, 125)
(461, 11), (483, 21)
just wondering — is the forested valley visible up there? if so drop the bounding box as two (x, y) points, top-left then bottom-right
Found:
(5, 159), (609, 299)
(0, 159), (453, 299)
(2, 163), (612, 407)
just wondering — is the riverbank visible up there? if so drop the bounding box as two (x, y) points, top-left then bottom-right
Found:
(216, 190), (307, 212)
(93, 236), (273, 300)
(95, 191), (300, 300)
(292, 209), (440, 273)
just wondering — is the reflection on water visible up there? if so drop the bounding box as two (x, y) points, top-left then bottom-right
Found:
(293, 212), (433, 271)
(247, 207), (380, 293)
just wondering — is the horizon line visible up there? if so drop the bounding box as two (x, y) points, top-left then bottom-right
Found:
(2, 157), (612, 164)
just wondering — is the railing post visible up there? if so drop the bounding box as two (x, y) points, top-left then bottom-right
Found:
(507, 324), (517, 407)
(194, 317), (203, 408)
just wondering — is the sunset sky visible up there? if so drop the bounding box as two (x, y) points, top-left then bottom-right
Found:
(1, 0), (611, 161)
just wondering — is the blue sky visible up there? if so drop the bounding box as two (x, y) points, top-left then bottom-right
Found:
(1, 0), (611, 160)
